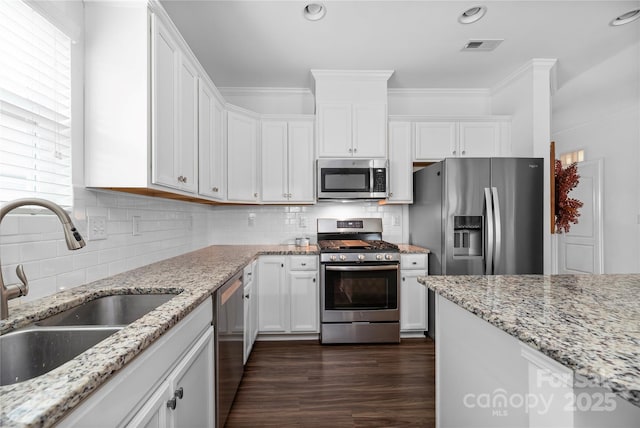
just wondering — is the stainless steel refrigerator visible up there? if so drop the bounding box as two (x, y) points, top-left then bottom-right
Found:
(409, 158), (543, 337)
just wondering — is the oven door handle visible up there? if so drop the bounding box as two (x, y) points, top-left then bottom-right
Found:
(325, 264), (399, 272)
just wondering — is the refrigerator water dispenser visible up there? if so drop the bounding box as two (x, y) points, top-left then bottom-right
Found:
(453, 216), (483, 257)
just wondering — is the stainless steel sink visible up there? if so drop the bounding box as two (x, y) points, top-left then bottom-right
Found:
(35, 293), (177, 326)
(0, 326), (121, 386)
(0, 293), (177, 386)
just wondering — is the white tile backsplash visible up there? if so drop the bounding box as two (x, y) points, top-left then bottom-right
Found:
(1, 187), (407, 305)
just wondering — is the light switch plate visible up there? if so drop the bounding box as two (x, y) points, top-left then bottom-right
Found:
(132, 216), (141, 236)
(88, 216), (107, 240)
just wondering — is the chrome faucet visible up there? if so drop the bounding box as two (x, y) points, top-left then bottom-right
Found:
(1, 198), (86, 319)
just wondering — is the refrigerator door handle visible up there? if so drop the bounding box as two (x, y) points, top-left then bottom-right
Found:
(491, 187), (502, 274)
(484, 187), (494, 275)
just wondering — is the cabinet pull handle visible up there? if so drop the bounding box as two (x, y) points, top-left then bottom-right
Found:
(174, 387), (184, 400)
(167, 397), (177, 410)
(412, 262), (417, 265)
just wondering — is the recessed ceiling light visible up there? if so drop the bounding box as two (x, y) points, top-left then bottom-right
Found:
(304, 3), (326, 21)
(611, 9), (640, 26)
(458, 6), (486, 24)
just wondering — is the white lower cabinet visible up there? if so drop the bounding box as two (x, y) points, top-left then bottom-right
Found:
(400, 254), (428, 334)
(128, 327), (215, 428)
(59, 299), (214, 428)
(258, 255), (319, 335)
(243, 259), (258, 364)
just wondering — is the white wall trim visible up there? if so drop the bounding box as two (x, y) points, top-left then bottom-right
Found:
(491, 58), (558, 95)
(388, 88), (491, 96)
(310, 69), (394, 81)
(219, 87), (314, 96)
(389, 114), (511, 121)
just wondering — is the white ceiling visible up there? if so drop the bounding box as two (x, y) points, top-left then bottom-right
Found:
(160, 0), (640, 91)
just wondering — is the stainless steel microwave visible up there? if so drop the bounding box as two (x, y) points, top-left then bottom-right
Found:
(317, 159), (388, 200)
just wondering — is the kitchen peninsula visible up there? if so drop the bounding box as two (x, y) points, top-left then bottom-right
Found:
(419, 274), (640, 427)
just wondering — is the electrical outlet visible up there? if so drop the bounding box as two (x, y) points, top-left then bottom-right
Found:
(88, 216), (107, 240)
(132, 216), (141, 236)
(299, 216), (308, 228)
(392, 215), (401, 227)
(248, 213), (256, 227)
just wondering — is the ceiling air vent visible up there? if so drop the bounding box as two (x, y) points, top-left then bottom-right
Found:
(462, 39), (503, 52)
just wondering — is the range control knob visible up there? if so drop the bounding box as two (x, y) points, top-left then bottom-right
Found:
(385, 254), (394, 260)
(339, 255), (347, 261)
(330, 255), (337, 261)
(376, 254), (384, 260)
(357, 254), (365, 261)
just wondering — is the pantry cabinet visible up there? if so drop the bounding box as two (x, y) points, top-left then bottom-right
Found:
(85, 3), (200, 196)
(400, 254), (428, 334)
(258, 255), (319, 335)
(387, 121), (413, 203)
(261, 118), (315, 203)
(227, 108), (259, 203)
(198, 77), (226, 201)
(414, 120), (510, 161)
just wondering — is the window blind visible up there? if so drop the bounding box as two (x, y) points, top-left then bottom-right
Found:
(0, 0), (72, 208)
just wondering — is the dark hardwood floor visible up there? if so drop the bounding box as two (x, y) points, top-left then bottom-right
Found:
(225, 338), (435, 428)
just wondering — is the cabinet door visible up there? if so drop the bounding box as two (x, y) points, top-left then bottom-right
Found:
(126, 382), (172, 428)
(261, 121), (288, 202)
(172, 328), (215, 428)
(227, 111), (258, 202)
(400, 270), (428, 331)
(352, 103), (386, 158)
(177, 56), (198, 193)
(287, 120), (315, 203)
(198, 79), (226, 200)
(414, 122), (457, 160)
(288, 271), (319, 332)
(388, 121), (413, 203)
(317, 103), (352, 157)
(257, 256), (287, 332)
(250, 259), (259, 343)
(243, 281), (253, 364)
(458, 122), (501, 157)
(151, 15), (179, 189)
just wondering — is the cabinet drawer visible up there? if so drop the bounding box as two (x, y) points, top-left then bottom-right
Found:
(401, 254), (428, 270)
(288, 256), (318, 271)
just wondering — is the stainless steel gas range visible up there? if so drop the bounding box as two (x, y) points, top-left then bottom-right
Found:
(317, 218), (400, 344)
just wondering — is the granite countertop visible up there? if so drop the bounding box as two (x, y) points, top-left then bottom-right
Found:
(0, 244), (318, 428)
(397, 244), (430, 254)
(418, 274), (640, 408)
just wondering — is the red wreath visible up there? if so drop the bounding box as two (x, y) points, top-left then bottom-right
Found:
(554, 160), (583, 233)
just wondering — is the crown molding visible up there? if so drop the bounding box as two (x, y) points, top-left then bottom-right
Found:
(492, 58), (558, 95)
(219, 87), (314, 96)
(388, 88), (491, 96)
(311, 69), (394, 82)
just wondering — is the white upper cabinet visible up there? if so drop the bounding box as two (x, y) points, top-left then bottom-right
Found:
(227, 108), (259, 202)
(312, 70), (393, 159)
(198, 78), (226, 200)
(151, 15), (198, 193)
(413, 119), (511, 161)
(85, 3), (203, 197)
(387, 121), (413, 203)
(261, 118), (315, 203)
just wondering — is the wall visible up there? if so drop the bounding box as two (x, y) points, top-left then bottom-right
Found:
(209, 202), (405, 245)
(551, 41), (640, 273)
(220, 87), (315, 115)
(1, 188), (214, 304)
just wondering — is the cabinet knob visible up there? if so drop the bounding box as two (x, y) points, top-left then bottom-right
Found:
(452, 150), (457, 155)
(462, 150), (466, 155)
(167, 397), (177, 410)
(353, 148), (357, 153)
(244, 293), (250, 299)
(212, 187), (219, 192)
(402, 277), (406, 281)
(348, 148), (353, 153)
(412, 262), (417, 265)
(174, 387), (184, 400)
(389, 192), (393, 197)
(177, 176), (183, 183)
(312, 278), (316, 283)
(281, 263), (284, 268)
(254, 193), (258, 198)
(183, 176), (187, 183)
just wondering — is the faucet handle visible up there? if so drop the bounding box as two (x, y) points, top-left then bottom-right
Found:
(15, 264), (29, 296)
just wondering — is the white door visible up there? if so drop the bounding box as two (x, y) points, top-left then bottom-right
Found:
(558, 160), (603, 274)
(261, 120), (288, 202)
(317, 103), (352, 157)
(177, 56), (198, 193)
(227, 111), (258, 202)
(287, 120), (315, 203)
(257, 256), (287, 332)
(352, 103), (387, 158)
(400, 270), (428, 331)
(388, 121), (413, 203)
(414, 122), (457, 160)
(198, 79), (226, 200)
(288, 271), (318, 332)
(458, 121), (500, 157)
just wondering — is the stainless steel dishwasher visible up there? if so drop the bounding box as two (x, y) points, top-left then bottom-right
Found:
(214, 270), (244, 428)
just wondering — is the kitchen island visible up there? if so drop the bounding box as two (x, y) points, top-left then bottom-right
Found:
(419, 274), (640, 428)
(0, 245), (318, 428)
